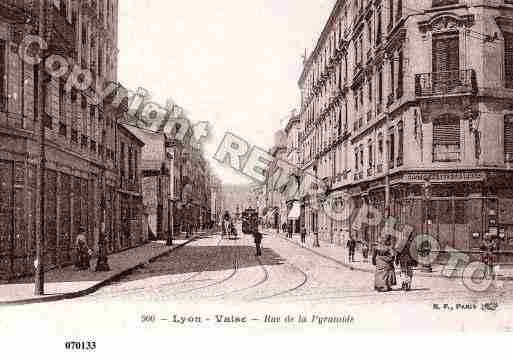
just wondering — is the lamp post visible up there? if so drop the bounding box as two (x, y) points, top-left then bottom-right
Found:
(35, 0), (48, 295)
(421, 178), (433, 272)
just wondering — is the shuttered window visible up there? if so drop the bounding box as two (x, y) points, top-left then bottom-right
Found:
(505, 115), (513, 162)
(505, 32), (513, 89)
(433, 114), (461, 162)
(433, 35), (460, 92)
(0, 40), (5, 111)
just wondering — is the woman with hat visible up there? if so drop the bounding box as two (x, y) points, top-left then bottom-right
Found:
(372, 235), (397, 292)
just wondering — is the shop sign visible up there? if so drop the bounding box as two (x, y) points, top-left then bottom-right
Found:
(404, 172), (486, 182)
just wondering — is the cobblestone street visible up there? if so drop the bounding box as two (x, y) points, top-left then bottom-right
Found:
(68, 231), (513, 306)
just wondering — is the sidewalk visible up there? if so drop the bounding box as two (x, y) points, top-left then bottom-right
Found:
(271, 232), (513, 281)
(0, 235), (198, 306)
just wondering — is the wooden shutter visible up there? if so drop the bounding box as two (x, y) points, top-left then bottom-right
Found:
(433, 36), (459, 73)
(0, 40), (5, 111)
(505, 32), (513, 89)
(433, 115), (460, 145)
(505, 116), (513, 161)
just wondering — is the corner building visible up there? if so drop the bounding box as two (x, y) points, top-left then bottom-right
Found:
(298, 0), (513, 257)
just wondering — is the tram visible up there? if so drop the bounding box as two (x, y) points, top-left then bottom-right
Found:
(241, 208), (259, 234)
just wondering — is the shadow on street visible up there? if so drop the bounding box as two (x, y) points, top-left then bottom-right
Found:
(110, 245), (285, 284)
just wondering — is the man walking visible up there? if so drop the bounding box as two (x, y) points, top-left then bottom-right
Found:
(253, 229), (263, 257)
(347, 237), (357, 262)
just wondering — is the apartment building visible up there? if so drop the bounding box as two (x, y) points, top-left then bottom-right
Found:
(0, 0), (147, 281)
(284, 112), (302, 234)
(298, 0), (513, 254)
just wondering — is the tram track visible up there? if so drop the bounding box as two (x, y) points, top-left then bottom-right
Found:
(169, 236), (240, 297)
(251, 258), (308, 302)
(207, 242), (270, 299)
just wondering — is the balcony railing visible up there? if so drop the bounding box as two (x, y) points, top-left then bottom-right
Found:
(377, 164), (383, 174)
(415, 69), (477, 97)
(367, 168), (374, 177)
(432, 0), (459, 7)
(48, 5), (76, 58)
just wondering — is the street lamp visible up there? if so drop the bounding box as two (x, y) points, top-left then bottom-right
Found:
(421, 178), (433, 273)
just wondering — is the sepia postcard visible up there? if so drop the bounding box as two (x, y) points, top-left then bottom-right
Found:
(1, 0), (513, 355)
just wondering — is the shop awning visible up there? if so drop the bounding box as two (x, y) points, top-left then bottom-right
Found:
(288, 202), (300, 220)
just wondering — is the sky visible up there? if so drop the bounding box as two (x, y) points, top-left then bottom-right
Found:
(118, 0), (337, 184)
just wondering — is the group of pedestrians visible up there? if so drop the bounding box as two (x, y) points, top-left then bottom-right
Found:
(372, 236), (418, 292)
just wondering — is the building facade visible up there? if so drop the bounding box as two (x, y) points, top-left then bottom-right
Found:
(0, 0), (148, 281)
(298, 0), (513, 256)
(284, 112), (301, 233)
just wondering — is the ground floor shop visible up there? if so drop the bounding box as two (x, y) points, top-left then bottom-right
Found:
(299, 170), (513, 263)
(0, 143), (145, 281)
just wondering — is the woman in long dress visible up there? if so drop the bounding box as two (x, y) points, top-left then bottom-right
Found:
(372, 237), (397, 292)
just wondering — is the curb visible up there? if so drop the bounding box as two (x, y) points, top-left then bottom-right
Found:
(0, 237), (197, 307)
(273, 232), (513, 281)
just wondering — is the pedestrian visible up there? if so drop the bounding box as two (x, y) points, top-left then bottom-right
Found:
(282, 222), (287, 234)
(372, 236), (397, 292)
(288, 222), (293, 239)
(362, 241), (369, 262)
(395, 235), (417, 291)
(253, 229), (263, 257)
(300, 225), (306, 246)
(347, 237), (357, 262)
(481, 234), (498, 280)
(75, 227), (91, 270)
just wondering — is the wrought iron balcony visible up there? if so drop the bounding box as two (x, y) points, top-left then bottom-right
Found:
(367, 168), (374, 177)
(48, 5), (77, 58)
(415, 69), (477, 98)
(432, 0), (459, 7)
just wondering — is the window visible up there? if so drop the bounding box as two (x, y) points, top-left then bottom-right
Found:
(128, 147), (133, 180)
(505, 32), (513, 89)
(368, 77), (373, 102)
(432, 34), (460, 93)
(59, 80), (66, 121)
(504, 115), (513, 162)
(378, 68), (383, 104)
(397, 121), (404, 164)
(397, 0), (403, 20)
(33, 65), (39, 120)
(389, 130), (395, 168)
(433, 114), (461, 162)
(355, 149), (359, 172)
(376, 7), (382, 45)
(390, 59), (395, 98)
(82, 23), (87, 46)
(388, 0), (394, 28)
(0, 40), (5, 111)
(368, 141), (374, 168)
(378, 134), (384, 165)
(397, 50), (404, 98)
(120, 143), (126, 178)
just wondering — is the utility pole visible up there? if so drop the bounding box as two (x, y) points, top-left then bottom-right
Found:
(35, 0), (47, 296)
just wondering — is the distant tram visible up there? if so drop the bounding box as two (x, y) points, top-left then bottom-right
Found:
(241, 208), (259, 234)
